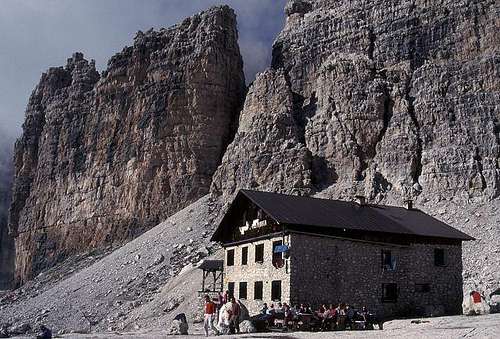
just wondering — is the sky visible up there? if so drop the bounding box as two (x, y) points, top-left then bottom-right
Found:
(0, 0), (287, 138)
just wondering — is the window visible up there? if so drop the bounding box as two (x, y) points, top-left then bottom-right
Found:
(434, 248), (445, 266)
(227, 249), (235, 266)
(382, 283), (398, 302)
(381, 250), (396, 271)
(228, 282), (235, 298)
(239, 282), (247, 300)
(415, 283), (431, 293)
(254, 281), (263, 300)
(272, 240), (284, 268)
(241, 247), (248, 265)
(271, 280), (282, 301)
(243, 205), (259, 224)
(255, 243), (264, 263)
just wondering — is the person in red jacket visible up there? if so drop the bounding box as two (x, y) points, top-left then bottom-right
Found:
(470, 290), (486, 315)
(471, 291), (482, 304)
(203, 295), (218, 336)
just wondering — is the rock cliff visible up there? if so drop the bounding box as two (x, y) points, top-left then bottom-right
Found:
(9, 5), (245, 284)
(215, 0), (500, 203)
(212, 0), (499, 292)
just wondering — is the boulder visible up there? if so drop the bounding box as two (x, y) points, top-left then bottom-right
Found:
(168, 319), (188, 335)
(9, 323), (31, 335)
(239, 320), (257, 333)
(153, 254), (165, 266)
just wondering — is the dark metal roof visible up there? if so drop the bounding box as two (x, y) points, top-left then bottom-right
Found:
(197, 260), (223, 271)
(216, 189), (473, 241)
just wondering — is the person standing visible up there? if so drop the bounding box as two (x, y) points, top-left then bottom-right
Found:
(222, 290), (230, 304)
(229, 297), (241, 334)
(214, 291), (223, 322)
(203, 295), (218, 336)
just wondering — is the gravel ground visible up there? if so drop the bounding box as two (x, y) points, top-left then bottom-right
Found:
(19, 313), (497, 338)
(0, 195), (220, 335)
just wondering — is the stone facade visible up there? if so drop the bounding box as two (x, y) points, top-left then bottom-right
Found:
(224, 232), (463, 318)
(223, 235), (291, 315)
(289, 233), (463, 318)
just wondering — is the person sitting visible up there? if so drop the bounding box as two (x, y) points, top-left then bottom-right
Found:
(321, 304), (337, 331)
(360, 306), (375, 329)
(275, 302), (284, 313)
(256, 303), (275, 327)
(337, 303), (347, 330)
(360, 306), (369, 320)
(273, 303), (286, 327)
(283, 302), (290, 313)
(470, 290), (486, 315)
(331, 304), (339, 319)
(345, 304), (355, 329)
(310, 305), (324, 331)
(283, 303), (293, 328)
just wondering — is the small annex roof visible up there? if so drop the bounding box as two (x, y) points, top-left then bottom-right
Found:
(212, 189), (474, 242)
(197, 260), (223, 271)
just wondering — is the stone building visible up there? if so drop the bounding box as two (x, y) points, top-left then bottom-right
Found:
(211, 190), (474, 318)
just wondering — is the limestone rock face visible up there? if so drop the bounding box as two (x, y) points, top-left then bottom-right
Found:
(9, 5), (245, 284)
(271, 0), (500, 202)
(215, 0), (500, 203)
(211, 69), (314, 201)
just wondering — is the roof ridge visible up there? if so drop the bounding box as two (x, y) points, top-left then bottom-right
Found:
(212, 189), (474, 242)
(240, 188), (422, 210)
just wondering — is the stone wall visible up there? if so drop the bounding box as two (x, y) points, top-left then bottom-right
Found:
(289, 233), (463, 318)
(223, 234), (291, 315)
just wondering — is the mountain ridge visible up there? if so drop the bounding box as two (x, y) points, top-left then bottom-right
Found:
(6, 5), (245, 285)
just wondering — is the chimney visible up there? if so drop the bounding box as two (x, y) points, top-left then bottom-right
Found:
(404, 199), (413, 210)
(355, 195), (366, 206)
